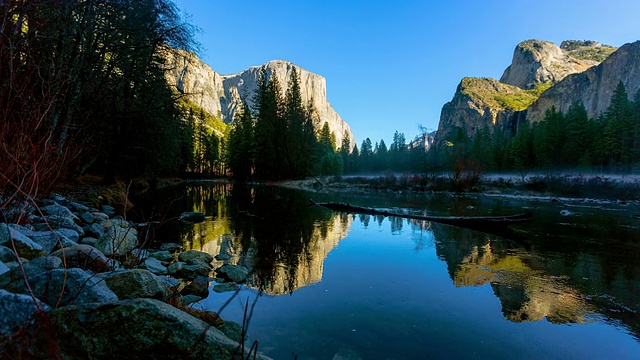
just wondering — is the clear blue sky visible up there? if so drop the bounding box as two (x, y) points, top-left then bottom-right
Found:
(172, 0), (640, 146)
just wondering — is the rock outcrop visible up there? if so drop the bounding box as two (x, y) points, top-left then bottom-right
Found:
(436, 39), (617, 142)
(166, 52), (355, 147)
(435, 78), (528, 142)
(500, 40), (613, 89)
(526, 41), (640, 122)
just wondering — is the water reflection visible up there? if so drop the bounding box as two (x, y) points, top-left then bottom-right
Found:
(138, 183), (639, 342)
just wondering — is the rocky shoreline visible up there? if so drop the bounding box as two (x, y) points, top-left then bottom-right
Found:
(0, 194), (267, 359)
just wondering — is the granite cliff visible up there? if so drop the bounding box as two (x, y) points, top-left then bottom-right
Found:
(436, 40), (617, 142)
(526, 41), (640, 122)
(165, 51), (354, 146)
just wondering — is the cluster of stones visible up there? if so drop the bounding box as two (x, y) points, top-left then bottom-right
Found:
(0, 195), (267, 359)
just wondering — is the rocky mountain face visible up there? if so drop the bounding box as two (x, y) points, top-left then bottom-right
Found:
(526, 41), (640, 122)
(436, 40), (617, 142)
(500, 40), (611, 89)
(436, 78), (529, 142)
(165, 51), (354, 146)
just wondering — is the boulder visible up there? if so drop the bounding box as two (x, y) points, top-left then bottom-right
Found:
(27, 298), (271, 359)
(50, 244), (113, 273)
(0, 261), (9, 276)
(149, 250), (173, 262)
(216, 264), (249, 284)
(215, 253), (233, 261)
(40, 202), (76, 220)
(95, 226), (138, 256)
(213, 282), (240, 293)
(79, 211), (96, 224)
(159, 243), (182, 253)
(0, 289), (50, 338)
(0, 255), (64, 289)
(178, 249), (213, 263)
(167, 261), (211, 280)
(23, 229), (78, 254)
(101, 205), (115, 216)
(80, 237), (99, 247)
(91, 212), (110, 221)
(140, 257), (168, 275)
(0, 224), (46, 259)
(156, 276), (182, 293)
(167, 261), (185, 275)
(131, 248), (149, 261)
(83, 223), (105, 239)
(0, 245), (17, 263)
(4, 268), (118, 306)
(178, 294), (202, 306)
(182, 275), (210, 297)
(179, 211), (206, 223)
(34, 215), (85, 237)
(98, 269), (166, 300)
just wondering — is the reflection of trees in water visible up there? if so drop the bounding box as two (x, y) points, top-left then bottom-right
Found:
(227, 186), (350, 295)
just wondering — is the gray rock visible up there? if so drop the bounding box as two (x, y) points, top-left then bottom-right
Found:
(167, 261), (210, 280)
(83, 223), (105, 239)
(213, 282), (240, 293)
(24, 229), (78, 253)
(0, 224), (46, 259)
(159, 242), (182, 253)
(0, 289), (50, 338)
(98, 269), (166, 300)
(149, 250), (173, 262)
(183, 275), (210, 297)
(101, 204), (116, 216)
(178, 249), (214, 263)
(0, 255), (64, 288)
(216, 264), (249, 284)
(79, 211), (96, 224)
(80, 237), (98, 246)
(140, 257), (168, 275)
(0, 245), (17, 263)
(68, 201), (90, 212)
(95, 226), (138, 256)
(167, 261), (185, 275)
(91, 212), (110, 221)
(0, 261), (9, 276)
(31, 298), (271, 359)
(179, 211), (206, 223)
(53, 228), (80, 243)
(220, 321), (244, 344)
(101, 218), (133, 229)
(186, 257), (213, 269)
(178, 294), (202, 306)
(166, 51), (354, 149)
(5, 268), (118, 306)
(182, 264), (212, 279)
(38, 215), (84, 237)
(50, 244), (113, 273)
(156, 276), (182, 293)
(40, 202), (77, 220)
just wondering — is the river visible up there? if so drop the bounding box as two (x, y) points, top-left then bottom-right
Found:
(136, 181), (640, 359)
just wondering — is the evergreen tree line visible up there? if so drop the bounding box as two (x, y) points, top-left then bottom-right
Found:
(0, 0), (223, 197)
(226, 67), (343, 180)
(430, 81), (640, 175)
(338, 131), (428, 174)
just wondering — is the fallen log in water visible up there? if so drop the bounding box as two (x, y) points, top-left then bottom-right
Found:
(308, 198), (532, 243)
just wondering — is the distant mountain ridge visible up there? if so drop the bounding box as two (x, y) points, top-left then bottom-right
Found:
(436, 39), (622, 143)
(165, 51), (354, 146)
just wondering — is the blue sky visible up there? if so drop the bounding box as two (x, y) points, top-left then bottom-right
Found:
(172, 0), (640, 146)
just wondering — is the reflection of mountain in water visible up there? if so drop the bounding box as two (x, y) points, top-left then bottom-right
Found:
(431, 224), (591, 323)
(179, 184), (352, 295)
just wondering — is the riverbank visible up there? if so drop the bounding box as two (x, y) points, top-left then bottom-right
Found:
(0, 192), (269, 359)
(280, 173), (640, 204)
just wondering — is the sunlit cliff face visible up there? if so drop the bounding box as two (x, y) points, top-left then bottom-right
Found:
(453, 240), (592, 324)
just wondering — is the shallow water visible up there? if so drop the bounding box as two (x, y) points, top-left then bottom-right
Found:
(138, 182), (640, 359)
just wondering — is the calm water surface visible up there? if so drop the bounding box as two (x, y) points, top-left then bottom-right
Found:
(139, 182), (640, 359)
